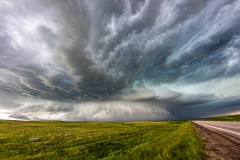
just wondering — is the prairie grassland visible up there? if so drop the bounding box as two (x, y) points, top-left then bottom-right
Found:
(201, 114), (240, 121)
(0, 121), (203, 160)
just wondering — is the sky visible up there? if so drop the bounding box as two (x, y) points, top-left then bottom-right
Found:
(0, 0), (240, 121)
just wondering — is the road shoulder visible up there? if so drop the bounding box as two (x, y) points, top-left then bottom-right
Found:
(193, 123), (240, 160)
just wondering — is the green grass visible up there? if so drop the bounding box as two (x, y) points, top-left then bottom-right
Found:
(0, 120), (203, 160)
(201, 114), (240, 121)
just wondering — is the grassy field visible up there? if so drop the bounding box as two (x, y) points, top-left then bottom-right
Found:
(0, 120), (203, 160)
(201, 114), (240, 121)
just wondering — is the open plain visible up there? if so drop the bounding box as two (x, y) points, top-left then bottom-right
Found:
(0, 120), (203, 160)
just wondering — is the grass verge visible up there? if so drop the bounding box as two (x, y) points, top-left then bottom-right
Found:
(0, 120), (203, 160)
(200, 114), (240, 121)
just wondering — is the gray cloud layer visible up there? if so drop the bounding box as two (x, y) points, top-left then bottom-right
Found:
(9, 101), (170, 121)
(1, 0), (240, 120)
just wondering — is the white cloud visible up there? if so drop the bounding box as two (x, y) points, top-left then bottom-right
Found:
(163, 75), (240, 98)
(9, 101), (170, 121)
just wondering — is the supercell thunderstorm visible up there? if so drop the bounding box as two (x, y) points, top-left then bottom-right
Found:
(0, 0), (240, 121)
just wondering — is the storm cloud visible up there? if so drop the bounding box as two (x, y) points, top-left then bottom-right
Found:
(1, 0), (240, 121)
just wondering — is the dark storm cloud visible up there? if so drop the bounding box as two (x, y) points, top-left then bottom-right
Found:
(1, 0), (240, 120)
(167, 97), (240, 119)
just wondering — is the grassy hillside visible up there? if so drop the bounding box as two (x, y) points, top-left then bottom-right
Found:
(0, 120), (203, 160)
(201, 114), (240, 121)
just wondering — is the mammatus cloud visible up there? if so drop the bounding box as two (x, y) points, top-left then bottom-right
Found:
(0, 0), (240, 121)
